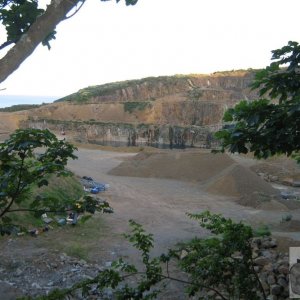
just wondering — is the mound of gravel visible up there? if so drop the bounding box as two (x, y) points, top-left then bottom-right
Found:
(109, 150), (283, 209)
(109, 150), (234, 182)
(206, 164), (281, 208)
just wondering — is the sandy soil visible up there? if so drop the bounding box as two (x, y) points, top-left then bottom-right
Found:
(1, 147), (300, 299)
(67, 148), (300, 255)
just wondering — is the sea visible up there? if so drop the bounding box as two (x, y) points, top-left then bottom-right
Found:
(0, 95), (59, 108)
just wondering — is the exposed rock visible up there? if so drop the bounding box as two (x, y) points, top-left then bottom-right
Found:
(277, 277), (288, 288)
(292, 180), (300, 187)
(254, 257), (272, 266)
(267, 275), (276, 285)
(277, 265), (289, 275)
(269, 175), (279, 182)
(270, 284), (282, 295)
(282, 178), (294, 186)
(0, 71), (259, 149)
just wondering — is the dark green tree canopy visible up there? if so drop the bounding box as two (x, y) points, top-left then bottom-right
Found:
(216, 41), (300, 162)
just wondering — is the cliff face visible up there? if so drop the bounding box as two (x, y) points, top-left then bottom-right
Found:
(56, 71), (256, 104)
(6, 71), (259, 148)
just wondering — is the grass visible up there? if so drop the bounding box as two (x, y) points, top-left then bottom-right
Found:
(9, 175), (84, 230)
(65, 244), (88, 260)
(253, 224), (271, 237)
(40, 213), (113, 261)
(6, 173), (116, 262)
(36, 175), (84, 203)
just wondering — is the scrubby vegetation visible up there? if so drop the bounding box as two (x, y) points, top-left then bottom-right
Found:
(9, 175), (84, 229)
(123, 101), (152, 113)
(0, 104), (43, 112)
(0, 128), (110, 235)
(55, 75), (199, 104)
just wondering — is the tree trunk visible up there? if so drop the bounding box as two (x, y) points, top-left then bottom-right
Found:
(0, 0), (81, 84)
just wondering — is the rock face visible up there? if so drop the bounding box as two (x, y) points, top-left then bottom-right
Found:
(56, 71), (256, 105)
(5, 71), (259, 147)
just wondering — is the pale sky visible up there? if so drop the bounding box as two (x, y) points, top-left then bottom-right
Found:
(0, 0), (299, 98)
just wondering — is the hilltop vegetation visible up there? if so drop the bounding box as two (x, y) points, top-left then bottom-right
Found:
(55, 75), (192, 103)
(0, 104), (43, 112)
(55, 71), (256, 104)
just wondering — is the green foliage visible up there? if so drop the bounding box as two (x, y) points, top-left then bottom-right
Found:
(124, 101), (152, 113)
(8, 175), (83, 228)
(0, 104), (43, 112)
(64, 244), (88, 260)
(0, 128), (111, 235)
(0, 0), (56, 50)
(253, 224), (271, 237)
(55, 75), (191, 103)
(216, 41), (300, 162)
(31, 211), (267, 300)
(180, 211), (262, 299)
(281, 213), (293, 222)
(0, 0), (138, 50)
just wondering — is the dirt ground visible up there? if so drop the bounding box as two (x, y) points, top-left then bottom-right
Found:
(67, 147), (300, 258)
(1, 147), (300, 299)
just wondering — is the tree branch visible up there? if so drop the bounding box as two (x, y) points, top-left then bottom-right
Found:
(64, 0), (86, 20)
(0, 0), (80, 84)
(119, 272), (228, 300)
(0, 153), (26, 218)
(0, 40), (14, 51)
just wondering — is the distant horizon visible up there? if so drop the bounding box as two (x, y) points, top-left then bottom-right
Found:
(0, 95), (59, 108)
(0, 69), (257, 107)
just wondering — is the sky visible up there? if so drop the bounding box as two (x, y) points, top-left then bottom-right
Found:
(0, 0), (299, 100)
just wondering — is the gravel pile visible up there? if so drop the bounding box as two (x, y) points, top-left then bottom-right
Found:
(206, 165), (281, 208)
(110, 150), (282, 209)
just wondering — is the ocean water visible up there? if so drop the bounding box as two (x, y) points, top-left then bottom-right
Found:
(0, 95), (59, 108)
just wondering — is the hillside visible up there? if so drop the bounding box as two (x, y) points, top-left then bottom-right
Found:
(0, 70), (258, 147)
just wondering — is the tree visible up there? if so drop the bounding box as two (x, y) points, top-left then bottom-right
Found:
(0, 0), (138, 84)
(215, 41), (300, 163)
(0, 128), (110, 235)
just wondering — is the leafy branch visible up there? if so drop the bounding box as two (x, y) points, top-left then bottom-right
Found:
(0, 129), (112, 235)
(216, 41), (300, 162)
(26, 211), (267, 300)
